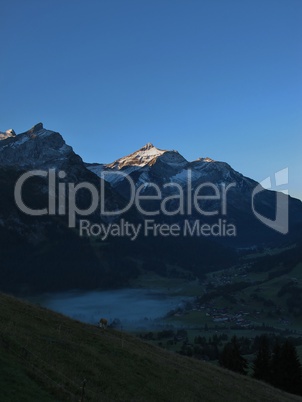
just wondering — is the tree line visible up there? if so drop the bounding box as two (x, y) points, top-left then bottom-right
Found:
(220, 335), (302, 396)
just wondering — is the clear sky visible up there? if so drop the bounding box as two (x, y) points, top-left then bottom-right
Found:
(1, 0), (301, 199)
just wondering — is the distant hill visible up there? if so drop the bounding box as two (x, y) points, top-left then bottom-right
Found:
(0, 292), (301, 401)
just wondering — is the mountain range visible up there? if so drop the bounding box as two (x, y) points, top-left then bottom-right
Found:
(0, 123), (301, 295)
(87, 135), (302, 245)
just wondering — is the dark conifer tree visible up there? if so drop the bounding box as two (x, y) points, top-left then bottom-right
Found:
(253, 335), (271, 382)
(269, 341), (282, 388)
(278, 340), (302, 395)
(219, 336), (248, 375)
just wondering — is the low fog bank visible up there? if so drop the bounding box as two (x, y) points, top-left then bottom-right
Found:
(29, 288), (189, 329)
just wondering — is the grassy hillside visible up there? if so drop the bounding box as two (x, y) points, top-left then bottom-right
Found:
(0, 293), (301, 402)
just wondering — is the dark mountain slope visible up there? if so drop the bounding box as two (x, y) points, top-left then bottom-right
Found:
(0, 292), (301, 402)
(0, 168), (139, 294)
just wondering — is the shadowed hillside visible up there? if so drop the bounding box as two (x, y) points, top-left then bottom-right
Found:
(0, 293), (301, 401)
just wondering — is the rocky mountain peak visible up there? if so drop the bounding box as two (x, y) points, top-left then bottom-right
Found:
(196, 157), (215, 163)
(0, 128), (16, 141)
(106, 143), (166, 169)
(141, 142), (155, 150)
(27, 122), (44, 134)
(0, 123), (83, 171)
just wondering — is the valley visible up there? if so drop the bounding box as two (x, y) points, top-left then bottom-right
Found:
(22, 242), (302, 372)
(128, 245), (302, 369)
(0, 123), (301, 400)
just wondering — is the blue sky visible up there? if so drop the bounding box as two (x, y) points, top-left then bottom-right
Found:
(1, 0), (301, 199)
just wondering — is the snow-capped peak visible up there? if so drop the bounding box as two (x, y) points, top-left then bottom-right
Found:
(141, 142), (155, 150)
(196, 157), (215, 163)
(107, 143), (166, 169)
(0, 128), (16, 141)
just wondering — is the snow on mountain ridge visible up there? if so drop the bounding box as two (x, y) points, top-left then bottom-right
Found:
(0, 123), (57, 147)
(106, 143), (167, 169)
(86, 143), (217, 186)
(99, 144), (215, 172)
(196, 157), (214, 163)
(0, 123), (81, 170)
(0, 128), (16, 141)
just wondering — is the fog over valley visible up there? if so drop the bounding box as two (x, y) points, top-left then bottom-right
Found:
(29, 288), (190, 328)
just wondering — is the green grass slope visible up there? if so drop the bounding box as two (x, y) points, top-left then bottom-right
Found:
(0, 293), (301, 402)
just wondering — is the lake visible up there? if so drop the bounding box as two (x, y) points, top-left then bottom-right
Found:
(30, 288), (188, 328)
